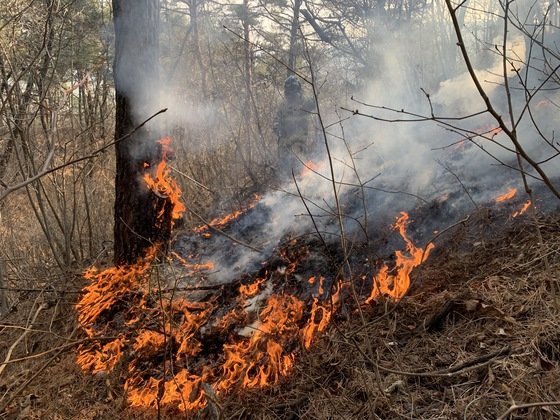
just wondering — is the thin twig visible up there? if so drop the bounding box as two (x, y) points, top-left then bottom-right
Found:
(497, 401), (560, 420)
(0, 303), (47, 376)
(437, 160), (478, 209)
(0, 328), (79, 413)
(292, 170), (330, 253)
(169, 166), (216, 194)
(444, 0), (560, 199)
(0, 108), (168, 202)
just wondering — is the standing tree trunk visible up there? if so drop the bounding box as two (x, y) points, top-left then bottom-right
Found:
(287, 0), (302, 76)
(112, 0), (172, 265)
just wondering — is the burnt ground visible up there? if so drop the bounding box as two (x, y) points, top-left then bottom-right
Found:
(1, 206), (560, 419)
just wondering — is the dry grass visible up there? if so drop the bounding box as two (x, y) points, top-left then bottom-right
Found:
(0, 211), (559, 419)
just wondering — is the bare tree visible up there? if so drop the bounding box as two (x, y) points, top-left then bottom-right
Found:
(444, 0), (560, 199)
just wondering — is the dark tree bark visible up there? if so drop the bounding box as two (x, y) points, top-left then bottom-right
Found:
(112, 0), (172, 265)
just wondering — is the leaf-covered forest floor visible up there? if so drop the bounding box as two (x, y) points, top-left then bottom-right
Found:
(1, 207), (560, 419)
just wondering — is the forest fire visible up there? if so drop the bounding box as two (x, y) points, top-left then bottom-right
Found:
(299, 160), (323, 178)
(366, 212), (435, 303)
(75, 147), (436, 413)
(493, 188), (533, 218)
(194, 193), (261, 236)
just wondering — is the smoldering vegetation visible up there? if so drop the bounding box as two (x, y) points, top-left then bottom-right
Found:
(0, 0), (560, 418)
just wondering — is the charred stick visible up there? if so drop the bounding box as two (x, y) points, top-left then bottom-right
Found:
(355, 336), (512, 378)
(420, 214), (471, 263)
(418, 299), (457, 332)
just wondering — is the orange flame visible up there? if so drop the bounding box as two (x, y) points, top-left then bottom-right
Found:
(76, 247), (158, 374)
(366, 212), (435, 303)
(194, 194), (260, 235)
(125, 370), (207, 411)
(300, 160), (322, 178)
(76, 198), (436, 413)
(512, 200), (531, 218)
(143, 137), (186, 221)
(302, 277), (341, 349)
(76, 337), (125, 374)
(216, 294), (303, 391)
(239, 277), (265, 298)
(495, 188), (517, 203)
(76, 246), (157, 336)
(172, 252), (215, 273)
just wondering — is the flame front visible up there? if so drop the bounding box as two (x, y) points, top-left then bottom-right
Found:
(76, 252), (343, 412)
(76, 157), (435, 414)
(302, 277), (341, 349)
(217, 295), (303, 391)
(194, 193), (260, 235)
(366, 212), (435, 303)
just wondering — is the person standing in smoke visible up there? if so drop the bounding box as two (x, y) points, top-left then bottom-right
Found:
(273, 75), (316, 179)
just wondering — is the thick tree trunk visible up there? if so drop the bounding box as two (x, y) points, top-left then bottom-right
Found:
(112, 0), (172, 265)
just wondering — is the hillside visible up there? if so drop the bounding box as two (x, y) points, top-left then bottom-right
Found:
(1, 205), (559, 419)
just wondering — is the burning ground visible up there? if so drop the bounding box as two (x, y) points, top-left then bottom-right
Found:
(1, 177), (560, 418)
(2, 127), (560, 420)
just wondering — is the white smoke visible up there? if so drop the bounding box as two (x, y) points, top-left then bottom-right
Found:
(244, 5), (559, 253)
(171, 2), (559, 284)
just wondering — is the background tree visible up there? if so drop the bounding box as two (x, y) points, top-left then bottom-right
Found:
(0, 0), (113, 271)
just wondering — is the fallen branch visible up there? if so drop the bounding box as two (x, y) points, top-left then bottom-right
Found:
(0, 303), (47, 377)
(0, 328), (79, 413)
(497, 401), (560, 420)
(380, 345), (512, 377)
(345, 332), (512, 378)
